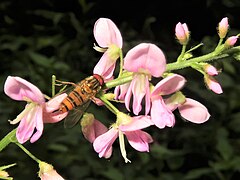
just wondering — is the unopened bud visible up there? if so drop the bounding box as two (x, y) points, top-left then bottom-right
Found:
(225, 36), (238, 48)
(204, 75), (223, 94)
(218, 17), (229, 39)
(175, 22), (190, 45)
(204, 64), (218, 76)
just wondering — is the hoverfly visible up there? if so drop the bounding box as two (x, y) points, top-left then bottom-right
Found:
(57, 74), (104, 128)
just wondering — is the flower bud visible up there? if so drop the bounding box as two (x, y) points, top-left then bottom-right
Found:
(175, 22), (190, 45)
(218, 17), (229, 39)
(38, 161), (64, 180)
(225, 36), (238, 48)
(204, 64), (218, 76)
(81, 113), (108, 143)
(204, 75), (223, 94)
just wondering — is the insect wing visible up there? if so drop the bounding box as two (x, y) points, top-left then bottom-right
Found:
(64, 100), (91, 128)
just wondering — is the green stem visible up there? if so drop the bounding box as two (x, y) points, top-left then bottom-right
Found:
(15, 142), (41, 163)
(105, 72), (134, 89)
(118, 49), (124, 78)
(52, 75), (56, 97)
(177, 45), (186, 62)
(98, 95), (120, 115)
(0, 129), (17, 152)
(166, 51), (228, 72)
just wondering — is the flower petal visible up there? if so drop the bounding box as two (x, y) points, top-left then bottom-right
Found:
(93, 128), (118, 158)
(151, 74), (186, 97)
(178, 98), (210, 124)
(119, 115), (153, 131)
(124, 43), (166, 77)
(125, 130), (153, 152)
(16, 105), (42, 144)
(94, 18), (123, 48)
(30, 107), (43, 143)
(4, 76), (45, 103)
(151, 97), (175, 129)
(43, 93), (68, 123)
(132, 74), (148, 115)
(93, 52), (116, 80)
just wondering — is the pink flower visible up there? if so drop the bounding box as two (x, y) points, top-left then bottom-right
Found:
(165, 96), (210, 124)
(218, 17), (229, 39)
(93, 18), (123, 80)
(4, 76), (67, 144)
(225, 36), (238, 47)
(175, 22), (190, 45)
(38, 161), (64, 180)
(121, 43), (166, 115)
(204, 75), (223, 94)
(80, 113), (108, 143)
(93, 113), (153, 163)
(150, 74), (186, 128)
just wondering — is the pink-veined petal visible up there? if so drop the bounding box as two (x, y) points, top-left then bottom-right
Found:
(93, 128), (118, 158)
(178, 98), (210, 124)
(151, 97), (175, 129)
(124, 43), (166, 77)
(94, 18), (123, 48)
(151, 74), (186, 97)
(125, 130), (153, 152)
(119, 115), (153, 131)
(4, 76), (45, 103)
(114, 82), (130, 101)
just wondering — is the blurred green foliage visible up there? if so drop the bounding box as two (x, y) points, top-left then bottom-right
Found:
(0, 0), (240, 179)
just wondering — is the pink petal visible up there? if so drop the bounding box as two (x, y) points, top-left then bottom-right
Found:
(114, 83), (130, 101)
(125, 130), (153, 152)
(93, 52), (116, 80)
(132, 75), (149, 115)
(30, 107), (44, 143)
(4, 76), (45, 103)
(94, 18), (123, 48)
(151, 97), (175, 129)
(178, 98), (210, 124)
(43, 94), (68, 123)
(17, 106), (43, 144)
(82, 119), (108, 143)
(151, 74), (186, 97)
(124, 43), (166, 77)
(124, 78), (134, 112)
(93, 128), (118, 158)
(119, 115), (153, 131)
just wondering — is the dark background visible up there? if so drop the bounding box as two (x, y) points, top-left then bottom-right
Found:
(0, 0), (240, 179)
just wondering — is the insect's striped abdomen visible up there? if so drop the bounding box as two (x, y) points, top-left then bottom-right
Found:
(59, 75), (104, 113)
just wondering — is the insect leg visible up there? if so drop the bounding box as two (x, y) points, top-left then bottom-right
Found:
(55, 80), (78, 87)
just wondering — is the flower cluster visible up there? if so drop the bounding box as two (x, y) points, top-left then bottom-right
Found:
(2, 16), (240, 178)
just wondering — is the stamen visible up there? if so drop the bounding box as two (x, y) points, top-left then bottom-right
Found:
(119, 131), (131, 163)
(8, 103), (36, 125)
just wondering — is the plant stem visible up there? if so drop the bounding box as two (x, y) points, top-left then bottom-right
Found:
(98, 95), (120, 115)
(15, 142), (41, 163)
(0, 129), (17, 152)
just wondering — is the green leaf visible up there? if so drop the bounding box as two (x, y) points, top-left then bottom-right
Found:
(184, 168), (213, 179)
(216, 128), (233, 161)
(28, 51), (54, 68)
